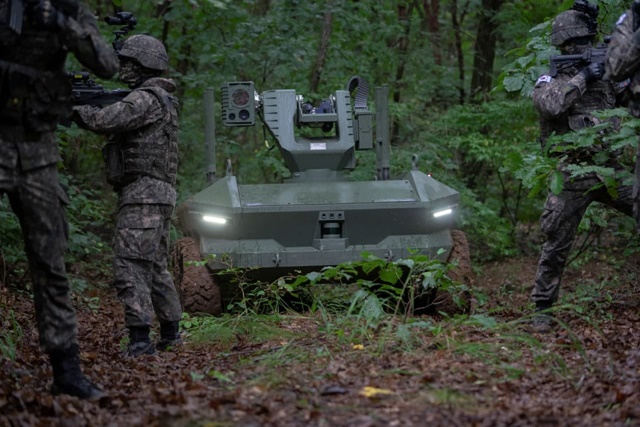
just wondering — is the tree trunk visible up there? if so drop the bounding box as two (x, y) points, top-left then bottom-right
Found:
(175, 25), (191, 101)
(420, 0), (441, 66)
(253, 0), (271, 16)
(470, 0), (504, 100)
(451, 0), (470, 104)
(155, 1), (173, 45)
(309, 6), (333, 93)
(390, 2), (414, 143)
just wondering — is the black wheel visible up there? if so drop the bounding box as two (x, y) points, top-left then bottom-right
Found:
(171, 237), (222, 315)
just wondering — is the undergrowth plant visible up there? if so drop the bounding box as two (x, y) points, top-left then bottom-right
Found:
(0, 310), (23, 362)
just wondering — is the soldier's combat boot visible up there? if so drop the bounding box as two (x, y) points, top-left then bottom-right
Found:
(49, 344), (105, 399)
(532, 301), (554, 333)
(156, 321), (182, 351)
(125, 326), (156, 357)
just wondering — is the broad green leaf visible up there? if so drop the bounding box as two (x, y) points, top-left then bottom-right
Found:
(550, 170), (564, 195)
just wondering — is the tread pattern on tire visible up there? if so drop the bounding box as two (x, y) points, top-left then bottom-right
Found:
(171, 237), (222, 315)
(446, 230), (474, 286)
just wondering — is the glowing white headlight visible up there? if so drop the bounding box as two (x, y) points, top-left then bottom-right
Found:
(433, 208), (452, 218)
(202, 215), (227, 224)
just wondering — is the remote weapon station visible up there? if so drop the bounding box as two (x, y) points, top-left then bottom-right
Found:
(173, 77), (471, 315)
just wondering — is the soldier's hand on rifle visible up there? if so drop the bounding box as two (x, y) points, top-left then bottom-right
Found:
(26, 0), (66, 30)
(581, 62), (605, 83)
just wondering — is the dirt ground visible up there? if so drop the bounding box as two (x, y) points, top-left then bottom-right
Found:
(1, 250), (639, 427)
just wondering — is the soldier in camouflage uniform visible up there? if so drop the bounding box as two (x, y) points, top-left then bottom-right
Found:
(0, 0), (118, 398)
(531, 8), (633, 331)
(605, 4), (640, 229)
(71, 34), (183, 357)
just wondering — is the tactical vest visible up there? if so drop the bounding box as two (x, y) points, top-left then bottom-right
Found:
(539, 74), (618, 156)
(566, 79), (617, 131)
(106, 86), (179, 187)
(0, 0), (71, 132)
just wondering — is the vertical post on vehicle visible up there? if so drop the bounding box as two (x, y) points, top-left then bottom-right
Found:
(204, 87), (217, 185)
(375, 85), (390, 180)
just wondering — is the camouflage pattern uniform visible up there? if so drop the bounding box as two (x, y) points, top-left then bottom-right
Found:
(72, 35), (182, 351)
(531, 9), (633, 307)
(0, 0), (117, 398)
(0, 1), (117, 353)
(605, 8), (640, 228)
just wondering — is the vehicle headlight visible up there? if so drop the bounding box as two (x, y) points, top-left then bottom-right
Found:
(202, 215), (227, 224)
(432, 208), (453, 218)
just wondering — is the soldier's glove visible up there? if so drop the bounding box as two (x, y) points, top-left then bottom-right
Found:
(580, 62), (605, 83)
(26, 0), (66, 30)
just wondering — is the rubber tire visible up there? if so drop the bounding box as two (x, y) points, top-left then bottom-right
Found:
(412, 230), (474, 315)
(446, 230), (474, 286)
(171, 237), (222, 316)
(436, 229), (474, 315)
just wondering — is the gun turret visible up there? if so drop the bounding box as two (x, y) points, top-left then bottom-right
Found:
(219, 77), (379, 181)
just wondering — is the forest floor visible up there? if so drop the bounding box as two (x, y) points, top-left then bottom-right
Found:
(1, 241), (640, 427)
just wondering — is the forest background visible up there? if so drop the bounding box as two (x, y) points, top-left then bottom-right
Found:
(1, 0), (639, 283)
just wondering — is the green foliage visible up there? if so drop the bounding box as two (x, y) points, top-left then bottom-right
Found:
(224, 268), (315, 315)
(59, 174), (112, 262)
(0, 169), (112, 274)
(0, 198), (25, 265)
(497, 21), (558, 97)
(215, 251), (471, 338)
(515, 109), (637, 198)
(0, 310), (23, 362)
(407, 99), (543, 260)
(180, 312), (300, 349)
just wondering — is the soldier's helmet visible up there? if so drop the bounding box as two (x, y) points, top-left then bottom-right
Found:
(118, 34), (168, 71)
(551, 10), (596, 46)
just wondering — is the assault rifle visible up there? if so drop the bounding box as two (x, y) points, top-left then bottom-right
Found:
(549, 44), (607, 77)
(59, 71), (130, 126)
(67, 71), (130, 106)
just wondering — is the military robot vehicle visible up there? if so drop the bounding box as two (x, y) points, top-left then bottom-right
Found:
(173, 76), (471, 315)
